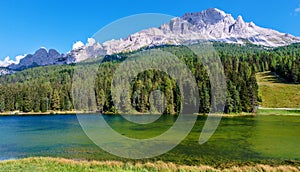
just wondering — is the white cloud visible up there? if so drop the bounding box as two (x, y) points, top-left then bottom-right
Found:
(0, 54), (26, 67)
(0, 56), (14, 67)
(72, 41), (84, 50)
(72, 38), (98, 51)
(15, 54), (26, 63)
(86, 38), (96, 47)
(295, 5), (300, 12)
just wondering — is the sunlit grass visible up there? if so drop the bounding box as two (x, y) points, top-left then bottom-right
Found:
(0, 157), (299, 172)
(256, 71), (300, 108)
(257, 109), (300, 116)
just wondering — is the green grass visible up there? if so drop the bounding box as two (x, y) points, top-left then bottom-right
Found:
(257, 109), (300, 116)
(0, 157), (299, 172)
(0, 157), (218, 172)
(256, 71), (300, 108)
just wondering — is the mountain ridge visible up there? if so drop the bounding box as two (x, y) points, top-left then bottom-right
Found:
(2, 8), (300, 72)
(7, 48), (75, 71)
(56, 8), (300, 62)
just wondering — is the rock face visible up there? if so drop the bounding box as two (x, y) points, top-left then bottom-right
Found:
(68, 38), (107, 62)
(7, 48), (75, 70)
(76, 8), (300, 56)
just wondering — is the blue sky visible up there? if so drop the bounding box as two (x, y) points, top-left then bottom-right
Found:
(0, 0), (300, 62)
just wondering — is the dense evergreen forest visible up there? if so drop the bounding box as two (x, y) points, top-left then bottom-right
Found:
(0, 43), (299, 114)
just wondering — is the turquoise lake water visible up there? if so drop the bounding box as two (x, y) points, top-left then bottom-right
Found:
(0, 114), (299, 165)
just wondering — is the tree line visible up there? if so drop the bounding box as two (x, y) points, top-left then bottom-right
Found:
(0, 43), (299, 114)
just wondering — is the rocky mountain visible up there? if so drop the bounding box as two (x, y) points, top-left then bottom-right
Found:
(71, 8), (300, 59)
(3, 8), (300, 71)
(80, 8), (300, 56)
(7, 48), (75, 71)
(69, 38), (106, 62)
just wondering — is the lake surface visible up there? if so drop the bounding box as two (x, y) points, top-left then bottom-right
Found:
(0, 114), (299, 165)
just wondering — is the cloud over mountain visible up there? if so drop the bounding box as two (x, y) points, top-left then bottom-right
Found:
(0, 55), (26, 67)
(72, 41), (85, 50)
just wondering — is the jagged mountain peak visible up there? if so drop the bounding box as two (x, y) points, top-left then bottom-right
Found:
(34, 48), (48, 57)
(91, 8), (300, 55)
(207, 8), (227, 14)
(182, 8), (232, 26)
(7, 48), (75, 70)
(183, 8), (227, 19)
(236, 15), (245, 24)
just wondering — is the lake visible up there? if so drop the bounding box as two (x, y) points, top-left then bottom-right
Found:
(0, 114), (299, 166)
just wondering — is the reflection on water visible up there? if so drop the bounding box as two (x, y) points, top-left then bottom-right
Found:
(0, 114), (299, 165)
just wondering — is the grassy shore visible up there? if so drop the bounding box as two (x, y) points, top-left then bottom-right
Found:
(0, 110), (256, 117)
(197, 112), (255, 117)
(3, 111), (299, 117)
(257, 109), (300, 116)
(0, 157), (299, 172)
(0, 110), (96, 116)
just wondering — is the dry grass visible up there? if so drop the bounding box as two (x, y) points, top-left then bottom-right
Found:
(227, 164), (300, 172)
(0, 157), (299, 172)
(256, 71), (300, 108)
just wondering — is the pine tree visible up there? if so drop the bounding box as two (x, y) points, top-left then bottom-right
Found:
(23, 87), (34, 112)
(0, 98), (5, 112)
(51, 89), (61, 110)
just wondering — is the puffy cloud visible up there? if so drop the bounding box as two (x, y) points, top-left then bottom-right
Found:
(86, 38), (96, 47)
(72, 41), (84, 50)
(72, 38), (98, 51)
(0, 56), (14, 67)
(0, 55), (26, 67)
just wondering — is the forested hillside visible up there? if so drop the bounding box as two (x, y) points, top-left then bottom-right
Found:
(0, 43), (299, 114)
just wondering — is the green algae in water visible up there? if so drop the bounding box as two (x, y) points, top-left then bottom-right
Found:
(0, 114), (299, 166)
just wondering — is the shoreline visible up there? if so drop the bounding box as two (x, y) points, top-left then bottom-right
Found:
(0, 109), (299, 117)
(0, 111), (96, 116)
(0, 111), (256, 117)
(0, 112), (299, 117)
